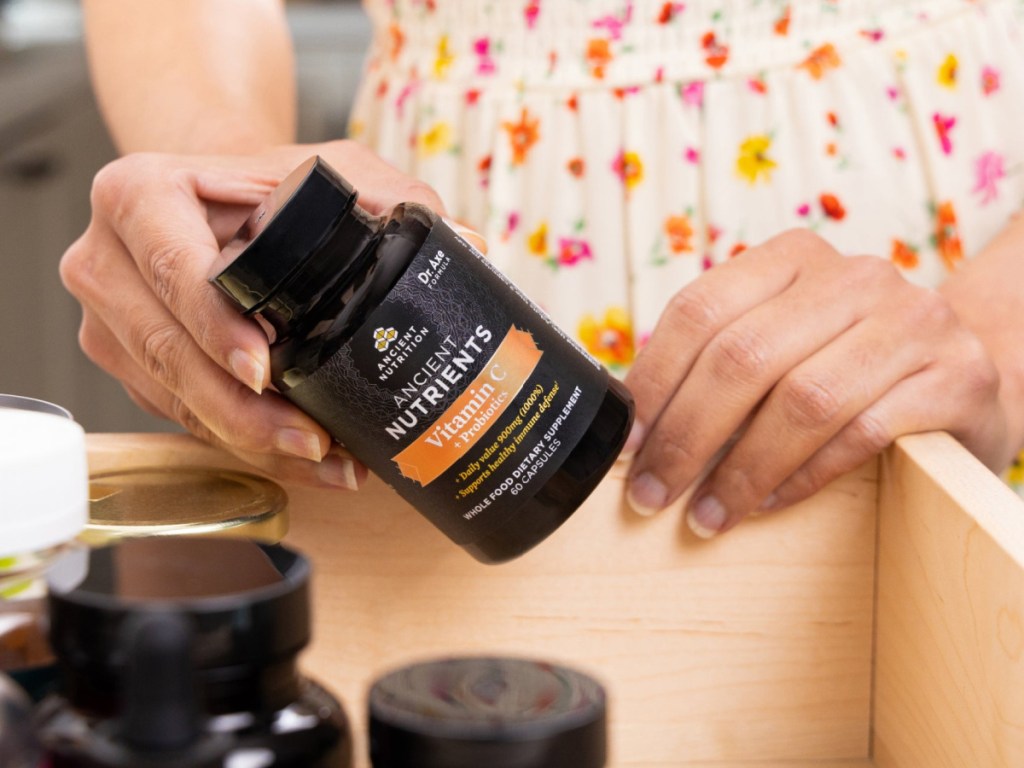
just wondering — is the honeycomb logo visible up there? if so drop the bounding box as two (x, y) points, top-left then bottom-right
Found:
(373, 327), (398, 352)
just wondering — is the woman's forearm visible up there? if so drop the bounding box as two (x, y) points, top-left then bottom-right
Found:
(941, 210), (1024, 459)
(83, 0), (297, 154)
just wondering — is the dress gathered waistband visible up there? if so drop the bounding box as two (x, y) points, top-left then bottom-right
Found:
(361, 0), (983, 85)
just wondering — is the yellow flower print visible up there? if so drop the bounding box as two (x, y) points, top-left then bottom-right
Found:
(434, 35), (455, 79)
(611, 150), (644, 191)
(736, 134), (777, 184)
(937, 53), (957, 89)
(527, 222), (549, 257)
(1009, 451), (1024, 487)
(578, 308), (634, 368)
(417, 122), (452, 157)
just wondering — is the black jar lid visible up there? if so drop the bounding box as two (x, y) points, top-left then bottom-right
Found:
(47, 538), (311, 693)
(209, 155), (358, 313)
(368, 656), (607, 768)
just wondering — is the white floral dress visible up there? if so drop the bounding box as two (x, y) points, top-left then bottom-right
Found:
(349, 0), (1024, 494)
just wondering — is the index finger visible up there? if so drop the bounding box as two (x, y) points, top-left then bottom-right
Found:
(92, 154), (272, 393)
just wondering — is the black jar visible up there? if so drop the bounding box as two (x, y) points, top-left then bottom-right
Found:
(210, 157), (634, 564)
(32, 537), (351, 768)
(368, 656), (607, 768)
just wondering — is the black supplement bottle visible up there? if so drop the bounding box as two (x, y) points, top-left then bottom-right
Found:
(210, 157), (634, 563)
(32, 537), (352, 768)
(368, 656), (607, 768)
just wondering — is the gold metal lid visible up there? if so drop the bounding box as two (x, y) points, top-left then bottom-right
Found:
(84, 467), (288, 545)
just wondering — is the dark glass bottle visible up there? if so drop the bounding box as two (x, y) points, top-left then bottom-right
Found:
(368, 656), (608, 768)
(32, 538), (352, 768)
(211, 157), (635, 564)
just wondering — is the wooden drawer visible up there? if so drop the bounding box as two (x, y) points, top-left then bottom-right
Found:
(86, 432), (1024, 767)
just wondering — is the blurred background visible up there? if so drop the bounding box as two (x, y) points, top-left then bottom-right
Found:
(0, 0), (371, 432)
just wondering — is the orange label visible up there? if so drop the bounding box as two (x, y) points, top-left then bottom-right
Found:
(393, 327), (542, 485)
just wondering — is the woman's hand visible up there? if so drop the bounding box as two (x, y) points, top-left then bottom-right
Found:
(61, 140), (450, 488)
(623, 228), (1013, 537)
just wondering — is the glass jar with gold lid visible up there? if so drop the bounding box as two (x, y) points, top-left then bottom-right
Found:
(85, 466), (289, 545)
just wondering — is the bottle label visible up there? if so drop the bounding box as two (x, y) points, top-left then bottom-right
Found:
(287, 222), (609, 544)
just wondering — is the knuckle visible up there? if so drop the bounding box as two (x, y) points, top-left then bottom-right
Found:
(134, 321), (182, 389)
(169, 399), (210, 442)
(649, 430), (702, 474)
(59, 237), (94, 296)
(776, 373), (845, 430)
(665, 287), (720, 335)
(401, 179), (445, 210)
(845, 411), (893, 455)
(145, 237), (191, 307)
(774, 227), (831, 261)
(707, 326), (771, 383)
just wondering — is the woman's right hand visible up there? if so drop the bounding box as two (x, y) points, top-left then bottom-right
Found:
(62, 140), (450, 488)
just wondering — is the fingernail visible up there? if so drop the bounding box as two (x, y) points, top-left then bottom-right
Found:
(618, 420), (645, 461)
(687, 495), (727, 539)
(274, 428), (323, 462)
(230, 349), (265, 394)
(319, 454), (360, 489)
(627, 472), (668, 516)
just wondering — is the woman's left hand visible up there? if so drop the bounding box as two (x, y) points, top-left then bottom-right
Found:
(623, 228), (1012, 537)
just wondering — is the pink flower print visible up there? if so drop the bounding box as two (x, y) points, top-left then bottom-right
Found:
(893, 146), (906, 160)
(395, 81), (420, 119)
(796, 203), (811, 217)
(860, 28), (884, 42)
(981, 66), (1001, 96)
(558, 237), (594, 266)
(886, 85), (901, 101)
(474, 37), (497, 75)
(684, 147), (700, 164)
(524, 0), (541, 29)
(972, 150), (1006, 205)
(933, 113), (956, 155)
(681, 81), (704, 108)
(502, 211), (521, 242)
(592, 1), (633, 41)
(611, 150), (644, 191)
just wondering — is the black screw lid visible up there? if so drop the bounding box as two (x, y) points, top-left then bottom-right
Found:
(209, 155), (358, 313)
(368, 657), (607, 768)
(47, 538), (311, 706)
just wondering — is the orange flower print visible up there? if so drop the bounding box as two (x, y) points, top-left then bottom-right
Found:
(933, 201), (963, 271)
(798, 43), (842, 79)
(820, 193), (846, 221)
(736, 134), (776, 184)
(665, 215), (694, 254)
(658, 2), (684, 23)
(388, 23), (405, 61)
(587, 38), (613, 79)
(982, 66), (1001, 96)
(774, 5), (791, 36)
(527, 222), (548, 257)
(702, 31), (729, 69)
(612, 150), (644, 191)
(890, 239), (919, 269)
(729, 243), (748, 258)
(937, 53), (957, 89)
(503, 108), (540, 165)
(477, 154), (492, 188)
(567, 157), (586, 177)
(579, 308), (634, 368)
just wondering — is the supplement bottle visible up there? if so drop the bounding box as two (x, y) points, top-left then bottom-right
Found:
(368, 656), (607, 768)
(211, 157), (634, 563)
(33, 537), (352, 768)
(0, 404), (88, 703)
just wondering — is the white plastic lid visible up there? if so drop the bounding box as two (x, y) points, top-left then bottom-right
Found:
(0, 409), (88, 557)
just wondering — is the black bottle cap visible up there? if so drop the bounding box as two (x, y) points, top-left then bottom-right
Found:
(209, 155), (358, 313)
(47, 538), (311, 710)
(368, 657), (608, 768)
